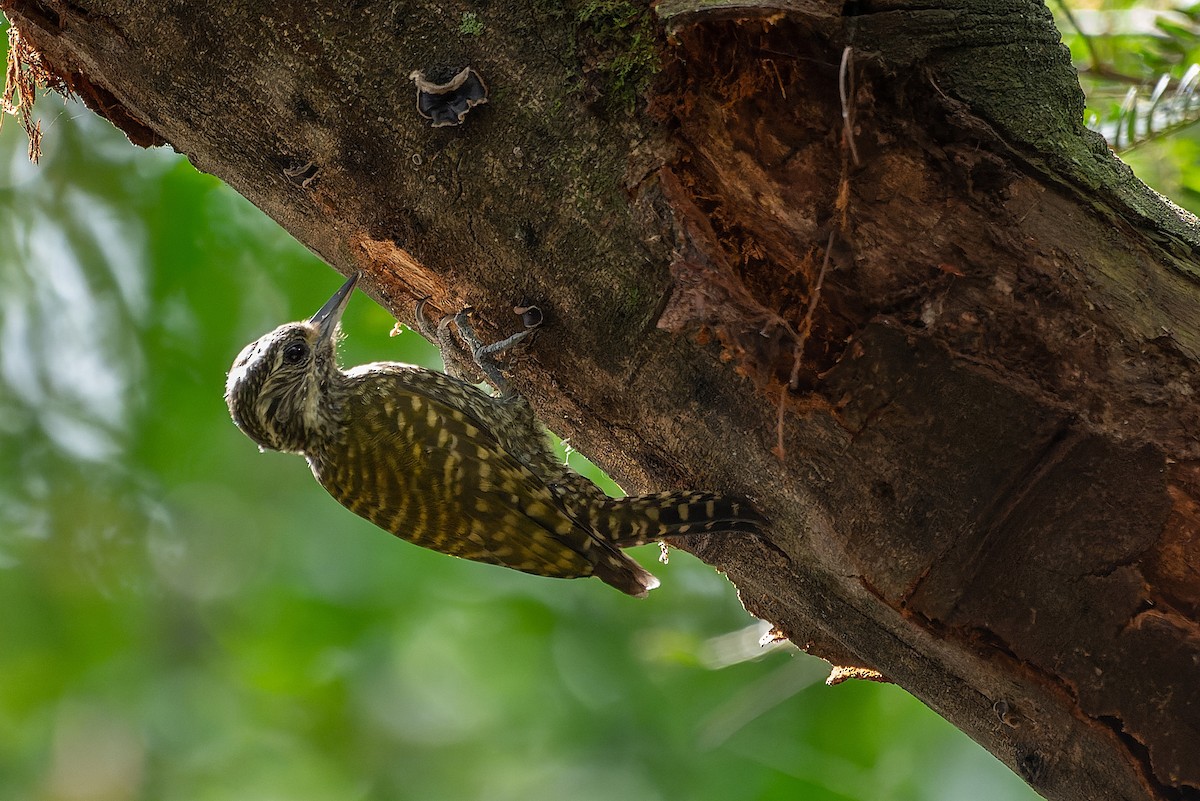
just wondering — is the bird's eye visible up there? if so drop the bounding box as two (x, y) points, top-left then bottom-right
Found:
(282, 341), (309, 365)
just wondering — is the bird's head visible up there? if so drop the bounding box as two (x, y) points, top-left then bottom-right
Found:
(225, 273), (358, 454)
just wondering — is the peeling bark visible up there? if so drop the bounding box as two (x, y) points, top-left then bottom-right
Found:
(4, 0), (1198, 799)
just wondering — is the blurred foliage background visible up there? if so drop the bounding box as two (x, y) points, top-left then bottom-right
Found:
(8, 2), (1198, 799)
(1059, 0), (1200, 197)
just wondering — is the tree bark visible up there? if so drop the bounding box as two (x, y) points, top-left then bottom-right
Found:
(5, 0), (1198, 799)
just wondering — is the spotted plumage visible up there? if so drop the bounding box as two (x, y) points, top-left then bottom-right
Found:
(225, 274), (768, 596)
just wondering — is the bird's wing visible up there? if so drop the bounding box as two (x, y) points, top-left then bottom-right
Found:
(332, 372), (600, 579)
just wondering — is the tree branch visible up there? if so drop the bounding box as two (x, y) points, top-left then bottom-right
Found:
(4, 1), (1198, 799)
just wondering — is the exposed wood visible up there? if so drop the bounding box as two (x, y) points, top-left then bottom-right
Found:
(4, 0), (1198, 798)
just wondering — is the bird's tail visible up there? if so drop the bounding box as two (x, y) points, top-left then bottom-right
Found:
(579, 491), (769, 548)
(553, 488), (768, 597)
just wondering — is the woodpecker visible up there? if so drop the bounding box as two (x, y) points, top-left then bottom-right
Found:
(225, 273), (767, 596)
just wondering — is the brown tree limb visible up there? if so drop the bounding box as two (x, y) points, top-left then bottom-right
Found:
(4, 0), (1198, 799)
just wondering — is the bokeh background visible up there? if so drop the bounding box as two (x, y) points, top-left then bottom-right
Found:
(5, 4), (1194, 799)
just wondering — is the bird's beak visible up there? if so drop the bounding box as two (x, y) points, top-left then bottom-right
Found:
(310, 273), (359, 344)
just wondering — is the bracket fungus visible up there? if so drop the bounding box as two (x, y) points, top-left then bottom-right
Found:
(410, 67), (489, 127)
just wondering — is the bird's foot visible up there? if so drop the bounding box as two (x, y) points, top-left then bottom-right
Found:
(415, 297), (474, 379)
(415, 299), (543, 393)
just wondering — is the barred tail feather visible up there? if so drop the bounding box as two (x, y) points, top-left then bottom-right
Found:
(572, 491), (766, 596)
(592, 491), (769, 548)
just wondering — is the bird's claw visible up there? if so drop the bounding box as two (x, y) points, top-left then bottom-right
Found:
(415, 300), (542, 394)
(414, 296), (438, 340)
